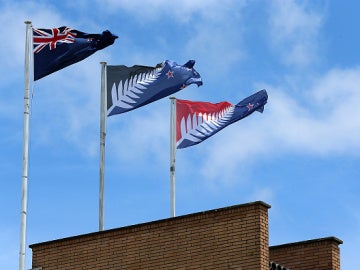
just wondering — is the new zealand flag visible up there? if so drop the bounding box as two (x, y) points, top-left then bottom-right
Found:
(33, 26), (117, 80)
(176, 90), (268, 149)
(106, 60), (203, 116)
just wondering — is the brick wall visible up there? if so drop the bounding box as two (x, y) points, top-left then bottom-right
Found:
(269, 237), (343, 270)
(30, 201), (270, 270)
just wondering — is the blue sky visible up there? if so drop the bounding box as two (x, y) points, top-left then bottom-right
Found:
(1, 0), (360, 269)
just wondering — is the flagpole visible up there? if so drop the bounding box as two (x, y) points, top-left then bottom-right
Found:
(19, 20), (32, 270)
(99, 62), (107, 231)
(170, 97), (176, 217)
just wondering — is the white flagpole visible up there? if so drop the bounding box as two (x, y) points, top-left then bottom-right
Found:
(169, 97), (176, 217)
(99, 62), (107, 231)
(19, 20), (32, 270)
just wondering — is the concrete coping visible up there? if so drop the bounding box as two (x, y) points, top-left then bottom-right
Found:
(270, 236), (343, 250)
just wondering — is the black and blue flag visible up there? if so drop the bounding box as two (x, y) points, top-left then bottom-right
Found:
(106, 60), (203, 116)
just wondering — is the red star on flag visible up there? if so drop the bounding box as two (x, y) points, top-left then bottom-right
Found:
(166, 70), (174, 78)
(246, 103), (254, 111)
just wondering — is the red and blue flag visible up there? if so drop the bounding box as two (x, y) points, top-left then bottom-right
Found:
(176, 90), (268, 149)
(33, 26), (117, 80)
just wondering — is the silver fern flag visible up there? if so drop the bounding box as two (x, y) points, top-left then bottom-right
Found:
(106, 60), (203, 116)
(176, 90), (268, 149)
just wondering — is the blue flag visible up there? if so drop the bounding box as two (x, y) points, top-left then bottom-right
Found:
(33, 26), (118, 81)
(176, 90), (268, 149)
(106, 60), (203, 116)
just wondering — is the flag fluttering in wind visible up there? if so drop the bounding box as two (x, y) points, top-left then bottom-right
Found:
(176, 89), (268, 149)
(106, 60), (203, 116)
(33, 26), (118, 80)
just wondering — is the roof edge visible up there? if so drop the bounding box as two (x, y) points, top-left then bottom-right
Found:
(270, 236), (343, 249)
(30, 200), (270, 248)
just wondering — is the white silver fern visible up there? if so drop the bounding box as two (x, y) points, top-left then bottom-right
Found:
(178, 105), (235, 145)
(108, 66), (163, 113)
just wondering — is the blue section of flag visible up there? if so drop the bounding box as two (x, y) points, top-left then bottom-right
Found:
(107, 60), (203, 116)
(177, 90), (268, 149)
(33, 26), (117, 81)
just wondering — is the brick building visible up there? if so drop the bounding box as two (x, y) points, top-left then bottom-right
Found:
(30, 201), (342, 270)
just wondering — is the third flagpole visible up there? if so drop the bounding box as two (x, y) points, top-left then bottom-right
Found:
(169, 97), (176, 217)
(99, 62), (107, 231)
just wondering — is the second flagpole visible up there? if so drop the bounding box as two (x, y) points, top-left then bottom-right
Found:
(170, 97), (176, 217)
(99, 62), (107, 231)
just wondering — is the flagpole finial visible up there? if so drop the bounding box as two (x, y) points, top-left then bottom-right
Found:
(170, 96), (176, 100)
(24, 21), (32, 25)
(100, 61), (107, 65)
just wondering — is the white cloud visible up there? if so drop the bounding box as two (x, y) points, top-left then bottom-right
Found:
(97, 0), (242, 23)
(0, 2), (65, 70)
(107, 104), (169, 167)
(198, 114), (269, 185)
(183, 15), (245, 80)
(268, 0), (323, 68)
(248, 187), (275, 204)
(29, 53), (110, 157)
(268, 68), (360, 155)
(311, 67), (360, 103)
